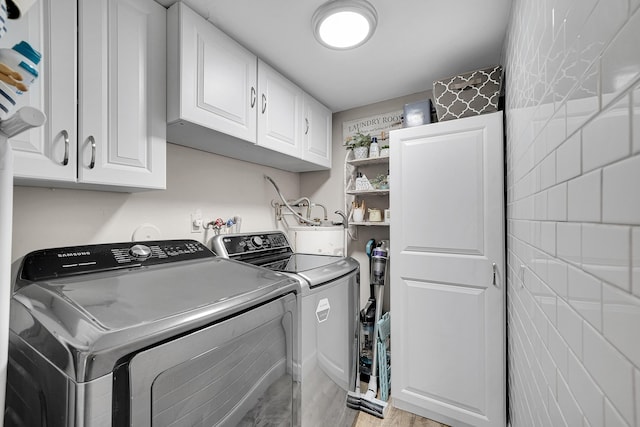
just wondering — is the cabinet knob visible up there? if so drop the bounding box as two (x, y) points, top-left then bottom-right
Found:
(250, 86), (256, 108)
(261, 94), (267, 114)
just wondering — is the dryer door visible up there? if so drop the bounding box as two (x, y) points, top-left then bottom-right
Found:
(127, 294), (296, 427)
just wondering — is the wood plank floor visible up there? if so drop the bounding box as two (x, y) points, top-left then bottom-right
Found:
(352, 402), (449, 427)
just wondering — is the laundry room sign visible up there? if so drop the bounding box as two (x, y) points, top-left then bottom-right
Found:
(342, 110), (403, 143)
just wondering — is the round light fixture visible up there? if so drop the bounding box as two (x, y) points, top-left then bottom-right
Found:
(312, 0), (378, 50)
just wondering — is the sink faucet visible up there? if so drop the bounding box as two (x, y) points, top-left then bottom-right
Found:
(334, 210), (348, 228)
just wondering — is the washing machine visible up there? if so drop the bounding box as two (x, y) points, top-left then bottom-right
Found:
(212, 231), (360, 427)
(4, 239), (298, 427)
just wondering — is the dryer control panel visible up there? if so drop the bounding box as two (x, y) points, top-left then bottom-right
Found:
(212, 231), (293, 261)
(19, 240), (214, 281)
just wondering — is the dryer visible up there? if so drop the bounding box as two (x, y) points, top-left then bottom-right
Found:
(212, 231), (360, 427)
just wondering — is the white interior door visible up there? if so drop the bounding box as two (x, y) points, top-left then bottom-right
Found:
(390, 112), (505, 427)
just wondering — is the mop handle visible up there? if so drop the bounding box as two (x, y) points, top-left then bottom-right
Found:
(369, 283), (385, 377)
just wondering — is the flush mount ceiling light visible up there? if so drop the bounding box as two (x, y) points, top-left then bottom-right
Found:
(312, 0), (378, 50)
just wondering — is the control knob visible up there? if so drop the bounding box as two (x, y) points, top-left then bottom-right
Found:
(129, 244), (152, 260)
(250, 236), (263, 247)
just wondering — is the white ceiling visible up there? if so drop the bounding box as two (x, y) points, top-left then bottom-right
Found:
(156, 0), (513, 112)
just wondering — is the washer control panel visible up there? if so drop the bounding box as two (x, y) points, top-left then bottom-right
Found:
(19, 240), (214, 281)
(212, 231), (291, 258)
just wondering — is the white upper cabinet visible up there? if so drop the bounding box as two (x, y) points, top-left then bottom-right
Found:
(257, 60), (303, 158)
(302, 93), (332, 168)
(9, 0), (77, 184)
(167, 2), (257, 143)
(167, 2), (331, 172)
(10, 0), (166, 192)
(78, 0), (166, 190)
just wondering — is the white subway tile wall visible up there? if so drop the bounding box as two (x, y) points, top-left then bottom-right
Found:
(567, 169), (601, 222)
(582, 97), (631, 173)
(634, 228), (640, 296)
(556, 133), (581, 182)
(582, 224), (630, 291)
(504, 0), (640, 425)
(634, 87), (640, 154)
(567, 265), (602, 331)
(557, 222), (581, 265)
(603, 155), (640, 224)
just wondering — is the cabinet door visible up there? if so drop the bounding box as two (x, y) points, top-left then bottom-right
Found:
(168, 2), (257, 144)
(302, 94), (331, 168)
(257, 60), (303, 158)
(78, 0), (166, 190)
(390, 112), (505, 427)
(10, 0), (77, 184)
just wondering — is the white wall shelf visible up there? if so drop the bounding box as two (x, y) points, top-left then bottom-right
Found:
(346, 189), (389, 196)
(344, 151), (390, 240)
(346, 155), (389, 167)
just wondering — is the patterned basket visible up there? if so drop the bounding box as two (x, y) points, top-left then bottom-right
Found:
(433, 65), (503, 122)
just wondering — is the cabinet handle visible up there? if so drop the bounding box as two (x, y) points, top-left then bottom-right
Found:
(492, 262), (497, 286)
(60, 129), (69, 166)
(88, 135), (96, 169)
(305, 118), (309, 135)
(251, 87), (256, 108)
(262, 94), (267, 114)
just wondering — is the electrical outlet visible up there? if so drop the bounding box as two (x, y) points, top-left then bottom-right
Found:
(190, 209), (202, 233)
